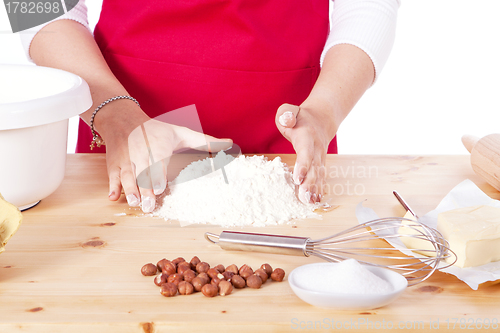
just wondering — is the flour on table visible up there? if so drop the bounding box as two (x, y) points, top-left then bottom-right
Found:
(155, 152), (319, 227)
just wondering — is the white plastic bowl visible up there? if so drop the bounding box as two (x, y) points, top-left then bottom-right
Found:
(0, 64), (92, 210)
(288, 262), (408, 310)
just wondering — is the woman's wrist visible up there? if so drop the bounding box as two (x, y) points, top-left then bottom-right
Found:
(81, 95), (149, 144)
(300, 92), (341, 142)
(97, 100), (149, 141)
(88, 96), (141, 149)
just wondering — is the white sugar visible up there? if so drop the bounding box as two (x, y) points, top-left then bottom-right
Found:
(295, 259), (393, 294)
(155, 152), (319, 227)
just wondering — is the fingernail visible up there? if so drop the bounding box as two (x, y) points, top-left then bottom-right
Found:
(318, 194), (322, 202)
(278, 115), (287, 127)
(293, 163), (304, 185)
(126, 193), (140, 207)
(108, 190), (115, 198)
(279, 111), (294, 127)
(153, 183), (164, 196)
(298, 187), (311, 204)
(141, 196), (155, 213)
(312, 193), (317, 203)
(222, 143), (233, 151)
(293, 174), (304, 186)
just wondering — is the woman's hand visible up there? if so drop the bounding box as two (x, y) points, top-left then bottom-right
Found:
(102, 106), (232, 213)
(275, 100), (337, 204)
(276, 44), (376, 204)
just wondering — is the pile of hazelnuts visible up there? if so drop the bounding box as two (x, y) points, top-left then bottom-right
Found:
(141, 256), (285, 297)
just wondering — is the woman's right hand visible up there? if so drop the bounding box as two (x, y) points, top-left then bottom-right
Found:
(101, 105), (232, 213)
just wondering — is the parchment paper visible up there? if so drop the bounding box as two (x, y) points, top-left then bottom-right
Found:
(355, 179), (500, 290)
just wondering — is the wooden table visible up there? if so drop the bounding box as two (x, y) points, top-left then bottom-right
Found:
(1, 154), (499, 332)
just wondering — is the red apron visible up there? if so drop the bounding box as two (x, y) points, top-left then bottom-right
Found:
(76, 0), (338, 154)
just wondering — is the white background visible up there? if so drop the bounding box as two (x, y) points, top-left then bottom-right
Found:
(1, 0), (499, 154)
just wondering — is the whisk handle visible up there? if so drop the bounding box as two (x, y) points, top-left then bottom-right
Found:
(206, 231), (310, 257)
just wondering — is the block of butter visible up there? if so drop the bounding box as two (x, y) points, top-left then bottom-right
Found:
(0, 193), (23, 254)
(438, 205), (500, 268)
(399, 211), (436, 256)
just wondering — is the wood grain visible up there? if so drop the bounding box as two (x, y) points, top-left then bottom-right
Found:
(467, 134), (500, 191)
(1, 154), (499, 332)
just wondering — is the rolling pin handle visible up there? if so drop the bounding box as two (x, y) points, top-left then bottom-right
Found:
(204, 232), (220, 244)
(462, 134), (480, 153)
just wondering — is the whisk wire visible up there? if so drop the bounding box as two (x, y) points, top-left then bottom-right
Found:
(206, 217), (457, 286)
(307, 218), (456, 285)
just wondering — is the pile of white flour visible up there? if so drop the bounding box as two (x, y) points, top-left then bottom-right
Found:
(155, 152), (319, 227)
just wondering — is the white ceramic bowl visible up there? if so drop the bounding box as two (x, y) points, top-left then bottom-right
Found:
(0, 64), (92, 210)
(288, 262), (408, 310)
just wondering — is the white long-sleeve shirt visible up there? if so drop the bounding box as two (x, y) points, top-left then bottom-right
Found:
(20, 0), (399, 81)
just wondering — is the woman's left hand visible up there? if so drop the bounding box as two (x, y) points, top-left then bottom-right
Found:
(275, 100), (337, 204)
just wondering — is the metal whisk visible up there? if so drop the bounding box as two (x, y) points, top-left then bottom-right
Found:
(205, 217), (456, 286)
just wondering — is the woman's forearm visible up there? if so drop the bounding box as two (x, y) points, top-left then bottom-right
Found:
(302, 43), (375, 140)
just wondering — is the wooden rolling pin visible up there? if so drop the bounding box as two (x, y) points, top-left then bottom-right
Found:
(462, 134), (500, 191)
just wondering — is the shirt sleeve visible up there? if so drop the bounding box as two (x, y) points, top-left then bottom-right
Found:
(322, 0), (400, 82)
(19, 0), (91, 62)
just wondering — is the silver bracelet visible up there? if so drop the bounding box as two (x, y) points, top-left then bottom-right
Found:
(89, 95), (140, 150)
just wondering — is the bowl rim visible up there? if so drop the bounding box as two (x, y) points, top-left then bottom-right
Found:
(288, 262), (408, 299)
(0, 64), (92, 130)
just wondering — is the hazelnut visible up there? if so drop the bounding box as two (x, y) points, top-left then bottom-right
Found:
(191, 276), (207, 292)
(231, 275), (246, 289)
(271, 268), (285, 282)
(183, 269), (196, 283)
(201, 283), (218, 297)
(218, 280), (233, 296)
(222, 271), (234, 281)
(156, 258), (170, 272)
(162, 262), (176, 275)
(214, 264), (225, 273)
(190, 256), (201, 270)
(196, 262), (210, 274)
(167, 273), (183, 286)
(246, 274), (262, 289)
(210, 273), (225, 286)
(260, 263), (273, 277)
(254, 268), (268, 283)
(171, 257), (185, 266)
(197, 272), (210, 284)
(177, 261), (191, 275)
(207, 268), (220, 280)
(225, 264), (239, 275)
(160, 282), (177, 297)
(239, 264), (254, 279)
(154, 273), (168, 286)
(178, 281), (194, 295)
(141, 263), (158, 276)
